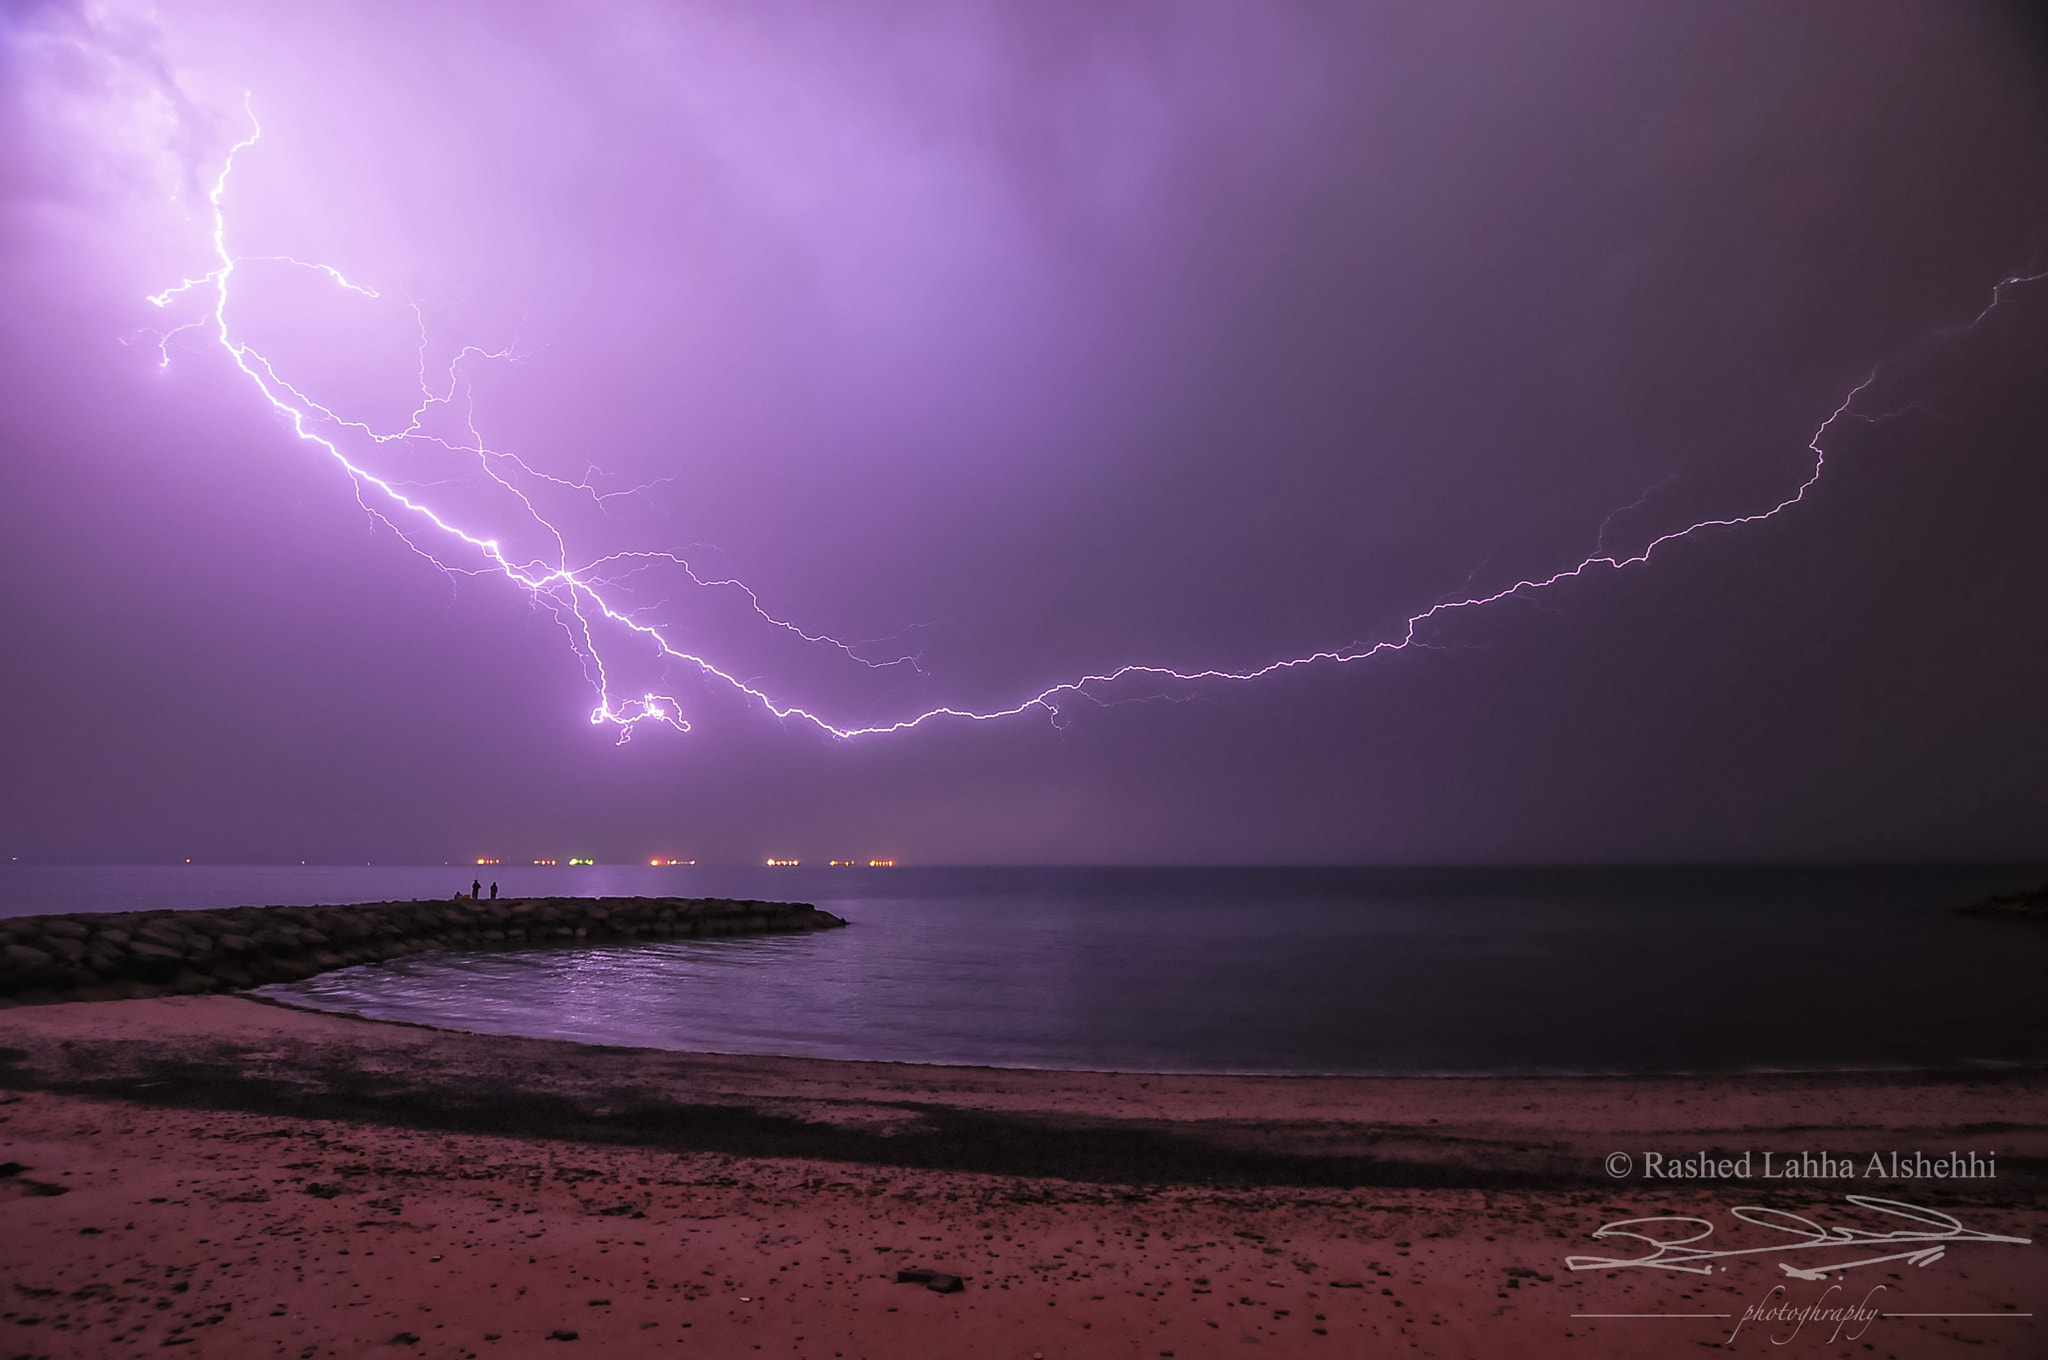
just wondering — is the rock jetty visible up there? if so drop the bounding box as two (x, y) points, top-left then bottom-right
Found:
(1958, 882), (2048, 920)
(0, 897), (846, 1006)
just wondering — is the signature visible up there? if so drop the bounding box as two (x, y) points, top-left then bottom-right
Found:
(1565, 1196), (2030, 1280)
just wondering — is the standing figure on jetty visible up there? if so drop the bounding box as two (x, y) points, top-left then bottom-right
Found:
(489, 882), (498, 900)
(471, 878), (481, 899)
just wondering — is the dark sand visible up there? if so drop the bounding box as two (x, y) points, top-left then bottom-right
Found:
(1, 997), (2042, 1358)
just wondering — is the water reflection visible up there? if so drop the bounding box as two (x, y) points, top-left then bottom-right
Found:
(261, 868), (2048, 1075)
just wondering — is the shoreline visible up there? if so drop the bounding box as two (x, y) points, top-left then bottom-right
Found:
(3, 995), (2043, 1191)
(249, 986), (2048, 1084)
(2, 997), (2043, 1357)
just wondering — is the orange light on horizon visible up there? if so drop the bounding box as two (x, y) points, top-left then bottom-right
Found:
(869, 859), (896, 868)
(648, 858), (697, 866)
(766, 858), (799, 867)
(533, 859), (558, 866)
(475, 858), (501, 866)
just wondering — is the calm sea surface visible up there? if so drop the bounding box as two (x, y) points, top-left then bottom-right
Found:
(6, 864), (2047, 1076)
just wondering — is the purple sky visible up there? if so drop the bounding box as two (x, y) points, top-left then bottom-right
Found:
(3, 0), (2046, 866)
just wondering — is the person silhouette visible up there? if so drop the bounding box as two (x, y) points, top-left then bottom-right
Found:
(489, 882), (499, 900)
(471, 878), (481, 899)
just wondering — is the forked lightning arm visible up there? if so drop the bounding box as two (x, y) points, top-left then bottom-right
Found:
(149, 107), (2045, 743)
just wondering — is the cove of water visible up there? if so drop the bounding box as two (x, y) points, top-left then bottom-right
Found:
(9, 863), (2042, 1076)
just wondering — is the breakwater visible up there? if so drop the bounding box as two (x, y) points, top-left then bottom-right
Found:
(1958, 882), (2048, 920)
(0, 897), (846, 1006)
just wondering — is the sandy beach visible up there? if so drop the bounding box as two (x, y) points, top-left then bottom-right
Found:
(2, 996), (2043, 1358)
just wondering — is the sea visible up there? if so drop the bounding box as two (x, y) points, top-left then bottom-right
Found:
(5, 863), (2046, 1078)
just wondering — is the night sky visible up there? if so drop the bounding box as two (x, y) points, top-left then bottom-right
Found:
(3, 1), (2046, 866)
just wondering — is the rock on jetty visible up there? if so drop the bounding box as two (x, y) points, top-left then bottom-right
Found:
(1958, 882), (2048, 920)
(0, 897), (846, 1007)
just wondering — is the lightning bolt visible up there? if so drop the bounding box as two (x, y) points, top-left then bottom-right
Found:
(151, 104), (2045, 743)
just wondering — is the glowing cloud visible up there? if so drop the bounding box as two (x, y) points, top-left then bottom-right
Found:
(142, 103), (2046, 746)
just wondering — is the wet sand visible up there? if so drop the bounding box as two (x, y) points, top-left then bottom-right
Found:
(1, 996), (2043, 1357)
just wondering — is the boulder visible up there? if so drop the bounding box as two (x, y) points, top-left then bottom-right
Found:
(42, 936), (88, 965)
(6, 943), (55, 969)
(893, 1268), (966, 1293)
(135, 922), (189, 950)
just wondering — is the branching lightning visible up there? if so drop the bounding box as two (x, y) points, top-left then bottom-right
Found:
(149, 107), (2046, 744)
